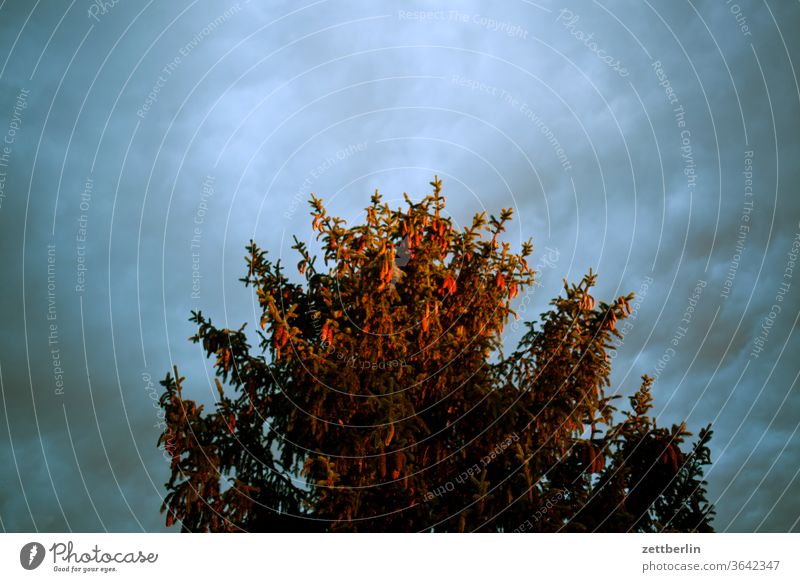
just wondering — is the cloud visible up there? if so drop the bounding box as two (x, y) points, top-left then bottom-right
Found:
(0, 0), (798, 532)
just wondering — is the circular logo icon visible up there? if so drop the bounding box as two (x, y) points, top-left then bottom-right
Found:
(20, 542), (46, 570)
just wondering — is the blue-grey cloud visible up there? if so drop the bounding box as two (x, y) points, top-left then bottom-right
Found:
(0, 0), (798, 532)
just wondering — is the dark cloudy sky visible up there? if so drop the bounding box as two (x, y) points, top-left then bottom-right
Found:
(0, 0), (798, 532)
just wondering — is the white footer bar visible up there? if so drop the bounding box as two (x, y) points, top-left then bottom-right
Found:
(1, 533), (796, 581)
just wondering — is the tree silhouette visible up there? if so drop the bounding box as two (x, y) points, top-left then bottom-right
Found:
(158, 178), (714, 532)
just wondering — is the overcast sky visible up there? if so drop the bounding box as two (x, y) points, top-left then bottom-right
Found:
(0, 0), (798, 532)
